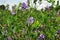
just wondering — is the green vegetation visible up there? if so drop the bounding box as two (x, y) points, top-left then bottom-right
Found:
(0, 4), (60, 40)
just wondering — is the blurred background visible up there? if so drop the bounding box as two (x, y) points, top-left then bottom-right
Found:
(0, 0), (27, 5)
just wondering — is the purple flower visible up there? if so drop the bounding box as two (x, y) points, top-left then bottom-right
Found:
(4, 30), (6, 33)
(10, 10), (15, 15)
(56, 30), (60, 34)
(3, 30), (7, 35)
(38, 34), (44, 40)
(27, 17), (34, 24)
(6, 36), (12, 40)
(21, 2), (28, 10)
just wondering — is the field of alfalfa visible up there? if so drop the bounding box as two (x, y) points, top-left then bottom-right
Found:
(0, 0), (60, 40)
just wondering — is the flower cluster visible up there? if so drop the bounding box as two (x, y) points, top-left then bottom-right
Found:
(27, 17), (34, 24)
(38, 34), (44, 40)
(10, 2), (28, 15)
(56, 30), (60, 34)
(10, 10), (15, 15)
(6, 36), (12, 40)
(21, 2), (28, 10)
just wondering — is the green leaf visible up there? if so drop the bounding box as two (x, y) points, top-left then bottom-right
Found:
(56, 17), (60, 21)
(32, 21), (39, 28)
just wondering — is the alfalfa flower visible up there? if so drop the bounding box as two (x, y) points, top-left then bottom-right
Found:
(56, 30), (60, 34)
(10, 10), (15, 15)
(27, 17), (34, 24)
(2, 30), (7, 35)
(37, 0), (52, 11)
(21, 2), (28, 10)
(38, 34), (44, 40)
(6, 36), (12, 40)
(56, 30), (60, 38)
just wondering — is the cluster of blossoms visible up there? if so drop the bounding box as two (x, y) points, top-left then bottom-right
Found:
(0, 0), (60, 11)
(20, 2), (28, 10)
(38, 34), (44, 40)
(10, 2), (28, 15)
(6, 36), (12, 40)
(56, 30), (60, 34)
(56, 30), (60, 35)
(1, 0), (60, 14)
(30, 0), (52, 11)
(9, 0), (60, 14)
(26, 17), (34, 24)
(10, 10), (15, 15)
(30, 0), (60, 11)
(36, 0), (52, 11)
(1, 0), (60, 40)
(56, 30), (60, 38)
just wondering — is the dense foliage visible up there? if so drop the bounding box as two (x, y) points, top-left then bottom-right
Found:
(0, 0), (60, 40)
